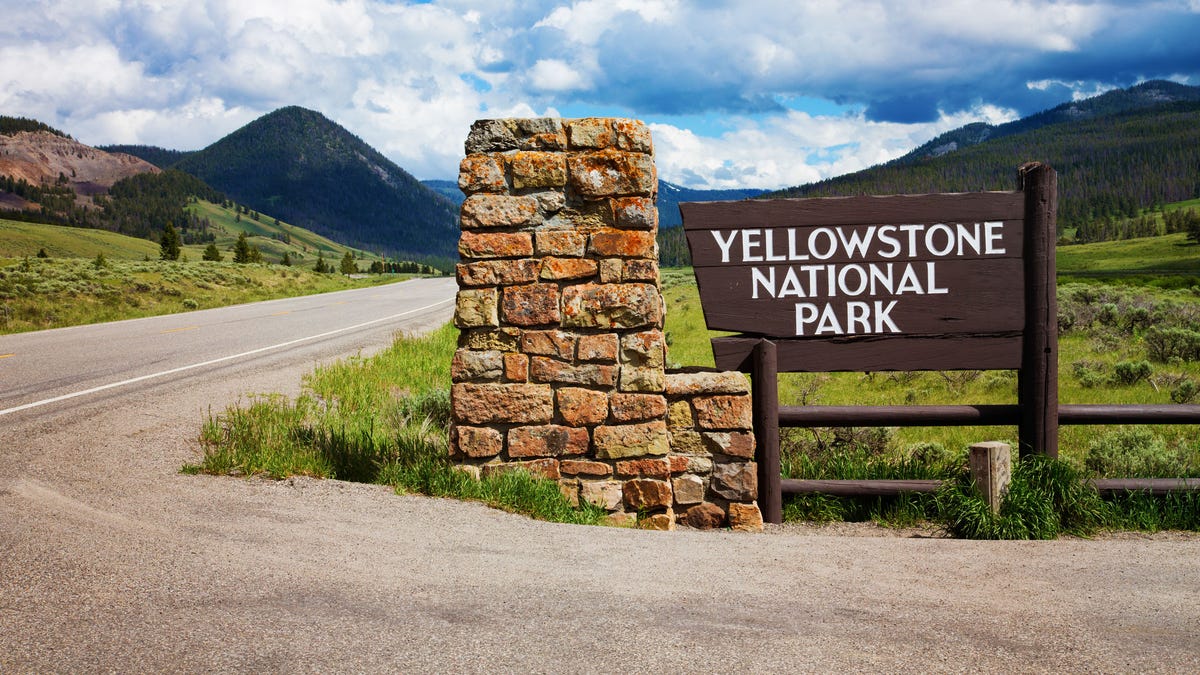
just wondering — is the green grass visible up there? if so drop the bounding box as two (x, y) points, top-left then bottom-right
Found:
(188, 324), (606, 526)
(184, 200), (380, 270)
(0, 254), (402, 334)
(0, 218), (161, 260)
(1057, 232), (1200, 283)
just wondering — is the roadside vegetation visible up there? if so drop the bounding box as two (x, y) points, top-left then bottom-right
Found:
(0, 214), (448, 334)
(0, 254), (402, 334)
(186, 324), (606, 525)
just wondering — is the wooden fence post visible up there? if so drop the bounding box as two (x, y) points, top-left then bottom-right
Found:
(753, 339), (782, 525)
(1018, 163), (1059, 458)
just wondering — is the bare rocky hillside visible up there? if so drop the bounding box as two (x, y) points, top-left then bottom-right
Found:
(0, 131), (158, 199)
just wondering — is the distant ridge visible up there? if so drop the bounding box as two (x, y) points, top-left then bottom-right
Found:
(894, 80), (1200, 164)
(768, 81), (1200, 229)
(174, 106), (459, 262)
(657, 181), (768, 227)
(99, 144), (196, 170)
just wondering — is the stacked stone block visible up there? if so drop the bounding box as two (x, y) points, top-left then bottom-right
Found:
(451, 117), (762, 531)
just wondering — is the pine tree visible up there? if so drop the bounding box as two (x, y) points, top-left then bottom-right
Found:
(340, 251), (357, 275)
(314, 251), (329, 273)
(233, 231), (252, 263)
(160, 221), (181, 261)
(280, 251), (292, 266)
(202, 242), (222, 261)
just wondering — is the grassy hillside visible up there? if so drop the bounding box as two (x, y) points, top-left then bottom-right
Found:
(184, 199), (381, 270)
(0, 208), (384, 272)
(1058, 232), (1200, 283)
(0, 218), (160, 260)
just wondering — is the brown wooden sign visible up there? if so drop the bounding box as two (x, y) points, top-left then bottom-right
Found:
(681, 164), (1061, 524)
(681, 191), (1029, 372)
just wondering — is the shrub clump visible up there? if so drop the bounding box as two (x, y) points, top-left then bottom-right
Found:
(1085, 427), (1190, 478)
(1144, 326), (1200, 363)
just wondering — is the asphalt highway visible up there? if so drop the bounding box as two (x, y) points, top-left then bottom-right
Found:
(1, 275), (1198, 672)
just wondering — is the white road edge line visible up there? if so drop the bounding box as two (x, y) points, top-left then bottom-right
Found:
(0, 298), (453, 418)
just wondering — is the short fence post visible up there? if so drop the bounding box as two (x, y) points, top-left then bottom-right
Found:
(752, 339), (782, 525)
(969, 441), (1012, 513)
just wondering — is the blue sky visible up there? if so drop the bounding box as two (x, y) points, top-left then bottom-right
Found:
(2, 1), (1198, 189)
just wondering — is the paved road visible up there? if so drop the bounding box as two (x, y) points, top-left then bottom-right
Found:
(2, 276), (1199, 672)
(0, 276), (458, 417)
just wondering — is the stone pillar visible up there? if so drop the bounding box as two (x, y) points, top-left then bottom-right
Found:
(451, 118), (760, 531)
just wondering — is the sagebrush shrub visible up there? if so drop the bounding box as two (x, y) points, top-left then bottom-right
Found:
(1112, 359), (1153, 385)
(1086, 427), (1187, 478)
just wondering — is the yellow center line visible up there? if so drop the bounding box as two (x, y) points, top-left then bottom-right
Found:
(0, 353), (14, 359)
(272, 311), (291, 316)
(159, 326), (200, 334)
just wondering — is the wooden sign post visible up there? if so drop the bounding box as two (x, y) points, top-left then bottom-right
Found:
(681, 164), (1059, 523)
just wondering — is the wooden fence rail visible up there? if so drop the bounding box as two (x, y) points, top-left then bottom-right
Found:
(780, 478), (1200, 498)
(762, 387), (1200, 520)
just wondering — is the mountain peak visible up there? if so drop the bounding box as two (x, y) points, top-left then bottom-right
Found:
(175, 107), (458, 261)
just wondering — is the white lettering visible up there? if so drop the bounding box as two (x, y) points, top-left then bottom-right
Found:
(837, 264), (868, 296)
(778, 267), (806, 298)
(763, 229), (787, 261)
(869, 263), (894, 295)
(787, 229), (808, 261)
(926, 262), (948, 294)
(899, 224), (922, 257)
(712, 230), (737, 263)
(925, 224), (955, 257)
(874, 300), (900, 333)
(795, 299), (903, 336)
(836, 226), (876, 259)
(742, 229), (763, 262)
(814, 303), (843, 335)
(808, 228), (837, 260)
(877, 225), (901, 259)
(956, 222), (981, 256)
(985, 221), (1006, 254)
(847, 301), (871, 333)
(801, 265), (822, 296)
(751, 267), (775, 299)
(896, 264), (924, 294)
(795, 303), (819, 335)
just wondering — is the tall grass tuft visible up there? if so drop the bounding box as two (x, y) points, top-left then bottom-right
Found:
(937, 456), (1108, 539)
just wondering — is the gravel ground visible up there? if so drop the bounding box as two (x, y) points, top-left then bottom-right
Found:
(2, 300), (1198, 672)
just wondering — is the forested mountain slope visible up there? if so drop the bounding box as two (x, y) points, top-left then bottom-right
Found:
(173, 107), (459, 262)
